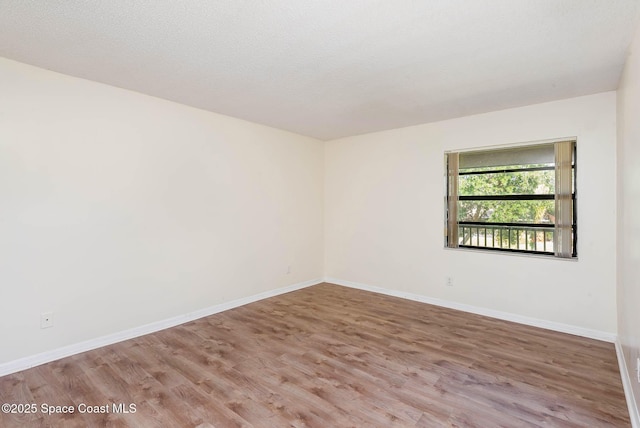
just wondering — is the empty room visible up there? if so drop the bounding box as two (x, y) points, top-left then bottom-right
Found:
(1, 1), (640, 427)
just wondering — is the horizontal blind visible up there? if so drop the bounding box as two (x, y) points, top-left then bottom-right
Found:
(459, 143), (554, 169)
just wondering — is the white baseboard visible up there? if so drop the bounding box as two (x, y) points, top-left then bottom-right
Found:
(616, 340), (640, 428)
(324, 277), (617, 343)
(0, 278), (323, 377)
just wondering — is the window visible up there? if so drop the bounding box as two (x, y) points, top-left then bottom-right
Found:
(445, 140), (576, 258)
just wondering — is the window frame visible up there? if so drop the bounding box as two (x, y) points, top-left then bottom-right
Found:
(445, 140), (577, 258)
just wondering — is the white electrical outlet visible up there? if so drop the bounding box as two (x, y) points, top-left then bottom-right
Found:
(41, 312), (54, 329)
(445, 276), (453, 287)
(286, 265), (291, 275)
(636, 357), (640, 383)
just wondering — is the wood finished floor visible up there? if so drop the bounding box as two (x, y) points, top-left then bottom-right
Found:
(0, 283), (630, 427)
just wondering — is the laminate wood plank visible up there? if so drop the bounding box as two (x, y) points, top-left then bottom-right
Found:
(282, 352), (420, 427)
(22, 366), (92, 428)
(0, 283), (630, 427)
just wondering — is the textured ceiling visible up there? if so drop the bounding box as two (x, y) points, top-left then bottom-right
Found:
(1, 1), (639, 140)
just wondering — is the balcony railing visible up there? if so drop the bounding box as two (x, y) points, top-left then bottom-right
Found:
(457, 222), (555, 255)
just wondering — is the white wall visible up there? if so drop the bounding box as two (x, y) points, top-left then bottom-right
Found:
(325, 92), (617, 334)
(0, 58), (324, 364)
(617, 23), (640, 419)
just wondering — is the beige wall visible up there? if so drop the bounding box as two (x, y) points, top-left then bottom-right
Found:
(0, 58), (324, 364)
(325, 92), (618, 334)
(617, 24), (640, 419)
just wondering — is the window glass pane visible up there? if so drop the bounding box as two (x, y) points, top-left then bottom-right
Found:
(456, 224), (555, 252)
(446, 140), (576, 257)
(458, 200), (555, 224)
(458, 168), (555, 196)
